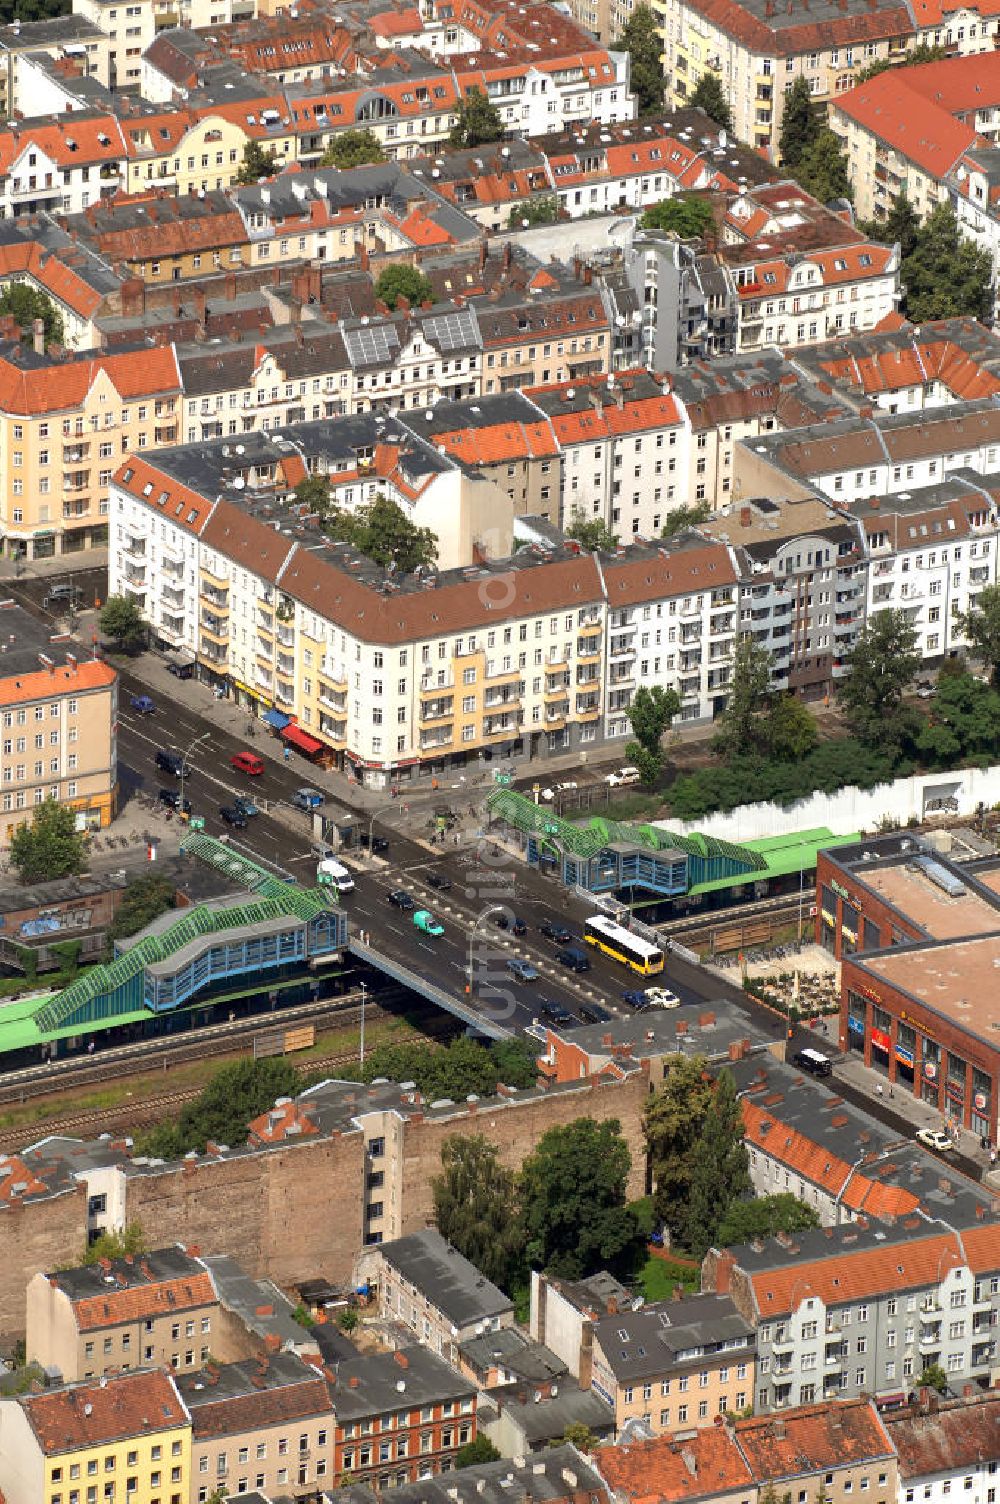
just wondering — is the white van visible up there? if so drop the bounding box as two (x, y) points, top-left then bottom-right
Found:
(604, 765), (641, 787)
(316, 857), (356, 893)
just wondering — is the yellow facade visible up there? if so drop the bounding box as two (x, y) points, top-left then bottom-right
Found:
(123, 115), (295, 196)
(43, 1422), (191, 1504)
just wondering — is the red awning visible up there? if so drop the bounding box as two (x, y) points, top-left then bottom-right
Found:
(281, 723), (324, 756)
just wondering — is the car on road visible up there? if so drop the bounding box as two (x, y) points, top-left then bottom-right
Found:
(219, 804), (247, 828)
(578, 1001), (612, 1024)
(130, 694), (155, 715)
(292, 788), (324, 811)
(644, 986), (681, 1009)
(916, 1127), (954, 1152)
(387, 889), (415, 910)
(157, 788), (191, 814)
(425, 871), (452, 891)
(506, 957), (539, 983)
(538, 919), (573, 943)
(166, 660), (194, 680)
(621, 988), (647, 1008)
(603, 765), (641, 787)
(491, 912), (527, 935)
(232, 795), (259, 819)
(316, 858), (355, 894)
(44, 583), (82, 608)
(540, 999), (574, 1026)
(793, 1047), (832, 1077)
(357, 831), (389, 854)
(540, 781), (579, 801)
(413, 909), (445, 937)
(556, 945), (590, 972)
(231, 751), (265, 776)
(155, 749), (191, 778)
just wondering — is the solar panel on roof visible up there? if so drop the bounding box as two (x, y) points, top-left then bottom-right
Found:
(343, 324), (400, 367)
(422, 308), (481, 352)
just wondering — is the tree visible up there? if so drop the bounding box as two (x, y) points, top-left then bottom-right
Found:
(510, 195), (559, 228)
(559, 1424), (598, 1452)
(613, 5), (664, 115)
(643, 1055), (714, 1238)
(794, 128), (852, 204)
(779, 77), (819, 168)
(99, 594), (146, 652)
(901, 204), (994, 323)
(374, 263), (433, 310)
(105, 874), (176, 953)
(320, 129), (386, 169)
(681, 1069), (751, 1259)
(138, 1057), (303, 1159)
(355, 1035), (538, 1101)
(325, 494), (438, 575)
(855, 40), (948, 81)
(293, 473), (333, 518)
(765, 693), (819, 762)
(567, 512), (618, 551)
(450, 86), (504, 147)
(11, 801), (86, 884)
(0, 283), (64, 346)
(433, 1135), (523, 1292)
(642, 194), (715, 239)
(626, 684), (680, 786)
(715, 1192), (820, 1247)
(838, 608), (920, 755)
(919, 1363), (948, 1394)
(959, 582), (1000, 687)
(713, 637), (774, 760)
(338, 1308), (359, 1332)
(661, 502), (710, 538)
(456, 1436), (502, 1469)
(919, 670), (1000, 764)
(82, 1221), (145, 1265)
(860, 191), (919, 259)
(234, 140), (280, 185)
(519, 1118), (638, 1279)
(689, 73), (733, 130)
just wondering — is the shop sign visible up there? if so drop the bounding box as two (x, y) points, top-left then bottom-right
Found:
(975, 1091), (989, 1111)
(895, 1045), (914, 1067)
(924, 1061), (937, 1080)
(842, 926), (858, 943)
(848, 1014), (865, 1035)
(856, 984), (883, 1005)
(946, 1079), (965, 1102)
(821, 909), (836, 926)
(831, 880), (852, 901)
(871, 1027), (891, 1051)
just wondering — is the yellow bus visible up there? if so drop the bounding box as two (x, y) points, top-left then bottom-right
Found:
(583, 915), (665, 975)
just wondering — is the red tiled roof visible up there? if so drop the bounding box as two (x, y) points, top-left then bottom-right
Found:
(429, 419), (559, 464)
(23, 1371), (186, 1453)
(832, 70), (986, 179)
(600, 1422), (753, 1502)
(369, 8), (422, 33)
(886, 1395), (1000, 1478)
(670, 0), (911, 55)
(747, 1232), (965, 1316)
(113, 455), (215, 538)
(0, 659), (115, 710)
(0, 243), (102, 321)
(73, 1274), (216, 1333)
(0, 115), (125, 174)
(0, 346), (179, 417)
(189, 1377), (331, 1439)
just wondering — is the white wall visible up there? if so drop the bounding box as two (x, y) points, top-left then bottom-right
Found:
(656, 761), (1000, 843)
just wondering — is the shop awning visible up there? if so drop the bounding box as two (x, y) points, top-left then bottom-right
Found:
(263, 708), (291, 730)
(282, 722), (324, 756)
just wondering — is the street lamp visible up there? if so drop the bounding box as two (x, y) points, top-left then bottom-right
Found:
(466, 904), (508, 996)
(177, 731), (210, 823)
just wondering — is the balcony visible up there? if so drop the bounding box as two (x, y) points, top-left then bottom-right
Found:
(576, 636), (602, 662)
(123, 533), (146, 558)
(484, 689), (521, 710)
(420, 731), (453, 752)
(420, 700), (454, 724)
(321, 659), (348, 690)
(200, 613), (228, 642)
(319, 713), (347, 745)
(200, 641), (227, 666)
(161, 557), (184, 582)
(277, 652), (295, 678)
(201, 585), (228, 610)
(123, 563), (146, 588)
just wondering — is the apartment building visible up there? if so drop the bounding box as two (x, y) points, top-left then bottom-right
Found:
(175, 1352), (335, 1502)
(792, 319), (1000, 415)
(356, 1229), (514, 1367)
(0, 232), (112, 352)
(73, 0), (256, 87)
(330, 1347), (477, 1488)
(0, 339), (180, 560)
(627, 229), (737, 372)
(27, 1247), (219, 1383)
(885, 1393), (1000, 1504)
(58, 190), (251, 285)
(0, 1369), (191, 1504)
(590, 1294), (755, 1437)
(0, 15), (111, 113)
(600, 1399), (897, 1504)
(704, 1218), (1000, 1411)
(0, 113), (127, 219)
(322, 1446), (612, 1504)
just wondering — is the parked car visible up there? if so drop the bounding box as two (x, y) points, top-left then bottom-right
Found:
(425, 871), (452, 891)
(413, 909), (445, 937)
(387, 890), (415, 910)
(155, 749), (191, 778)
(231, 751), (265, 776)
(539, 919), (573, 943)
(916, 1127), (953, 1152)
(603, 765), (641, 787)
(506, 957), (539, 983)
(644, 986), (681, 1009)
(157, 788), (191, 813)
(622, 988), (647, 1008)
(540, 999), (574, 1026)
(578, 1001), (612, 1024)
(219, 804), (247, 828)
(357, 830), (389, 854)
(292, 788), (324, 811)
(540, 781), (579, 801)
(130, 694), (155, 715)
(44, 583), (82, 608)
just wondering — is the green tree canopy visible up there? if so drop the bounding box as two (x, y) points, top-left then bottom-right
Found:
(779, 77), (819, 168)
(105, 874), (176, 952)
(661, 502), (710, 538)
(374, 263), (434, 310)
(855, 40), (948, 81)
(915, 670), (1000, 767)
(0, 283), (64, 346)
(860, 191), (919, 259)
(919, 1363), (948, 1394)
(234, 140), (280, 185)
(567, 513), (618, 551)
(959, 582), (1000, 687)
(837, 608), (920, 755)
(558, 1424), (599, 1452)
(510, 195), (560, 228)
(450, 86), (504, 147)
(519, 1118), (638, 1279)
(626, 684), (680, 786)
(765, 693), (819, 762)
(99, 594), (146, 651)
(642, 194), (715, 239)
(643, 1055), (714, 1238)
(11, 801), (86, 884)
(793, 128), (852, 204)
(713, 637), (774, 759)
(901, 204), (993, 323)
(138, 1057), (304, 1159)
(689, 73), (733, 130)
(680, 1069), (752, 1258)
(320, 129), (387, 168)
(352, 1035), (538, 1100)
(82, 1221), (145, 1266)
(324, 494), (438, 574)
(456, 1437), (502, 1468)
(293, 473), (333, 517)
(433, 1135), (522, 1292)
(715, 1192), (820, 1248)
(613, 5), (664, 115)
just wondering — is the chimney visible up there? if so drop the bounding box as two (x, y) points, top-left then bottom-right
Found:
(740, 505), (752, 527)
(32, 318), (45, 356)
(394, 1350), (410, 1369)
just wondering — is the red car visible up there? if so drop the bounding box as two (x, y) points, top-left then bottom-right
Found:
(231, 750), (265, 776)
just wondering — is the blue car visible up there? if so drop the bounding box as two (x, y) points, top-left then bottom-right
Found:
(130, 694), (155, 714)
(622, 989), (646, 1009)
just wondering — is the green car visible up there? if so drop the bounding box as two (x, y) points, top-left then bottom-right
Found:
(413, 909), (445, 937)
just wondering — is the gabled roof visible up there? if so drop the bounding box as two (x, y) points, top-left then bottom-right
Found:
(22, 1371), (187, 1453)
(0, 345), (179, 417)
(832, 70), (986, 179)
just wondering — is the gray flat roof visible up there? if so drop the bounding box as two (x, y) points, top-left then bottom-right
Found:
(378, 1228), (513, 1327)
